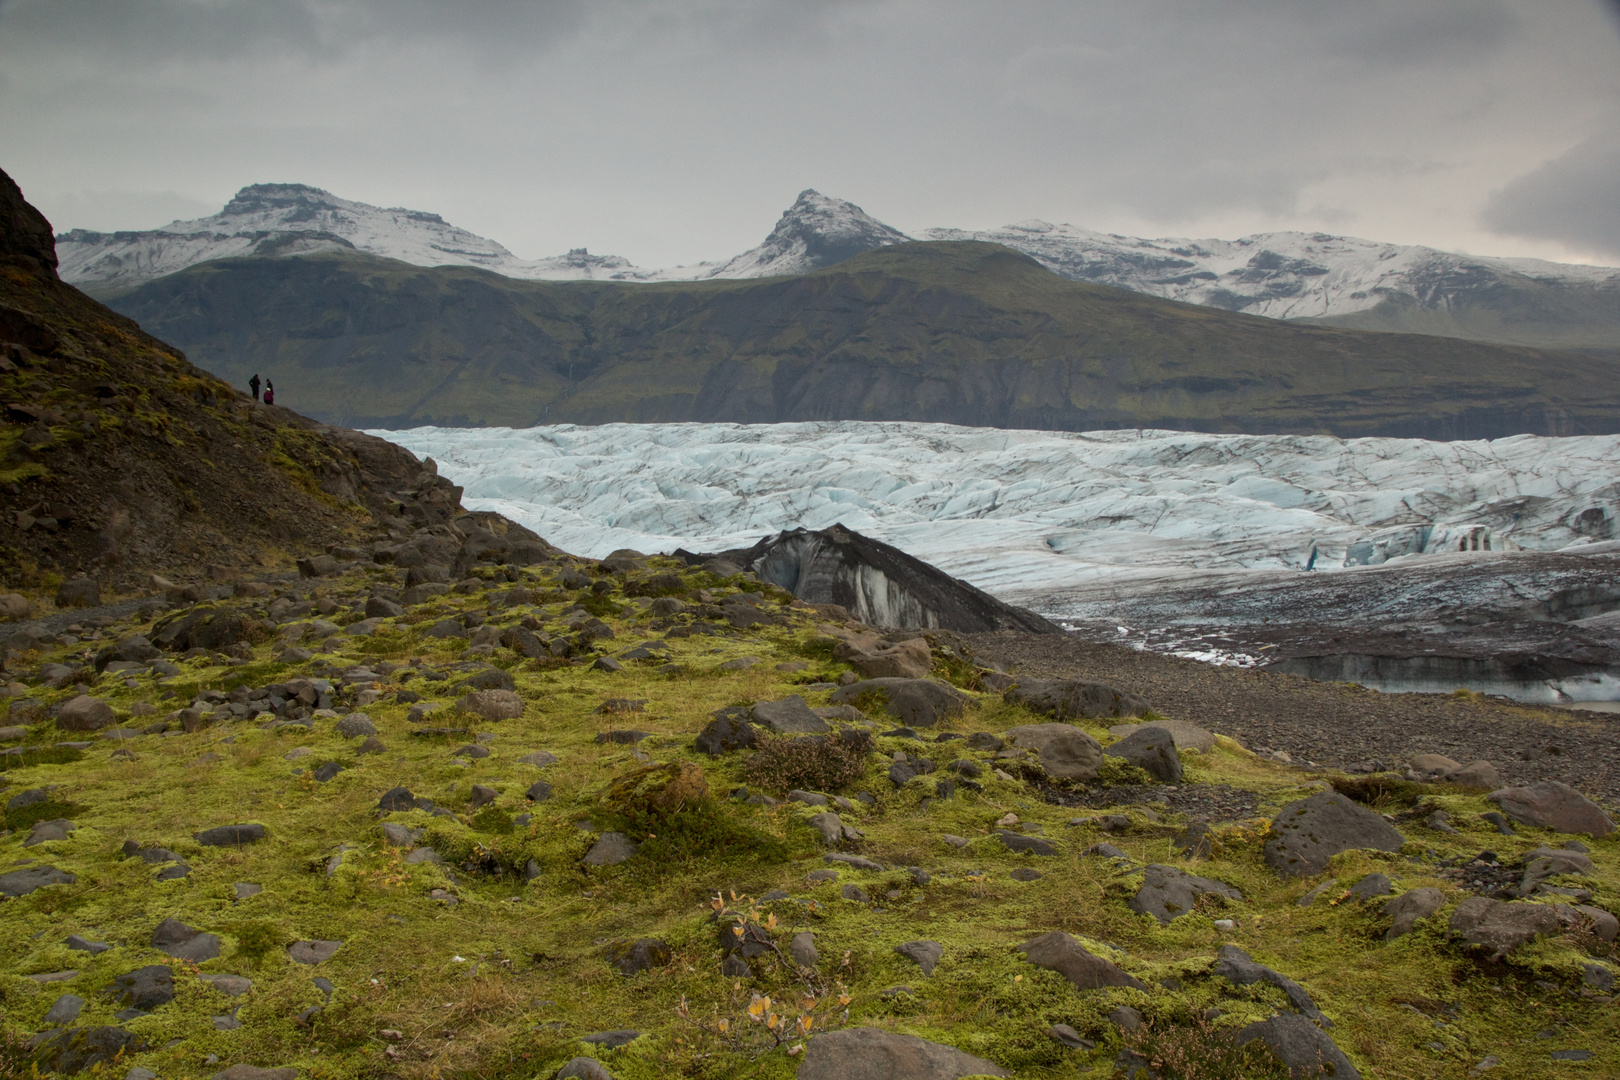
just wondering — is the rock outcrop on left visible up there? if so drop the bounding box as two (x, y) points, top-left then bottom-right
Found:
(0, 166), (522, 594)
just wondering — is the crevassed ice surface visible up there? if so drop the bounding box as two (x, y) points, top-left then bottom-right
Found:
(375, 422), (1620, 613)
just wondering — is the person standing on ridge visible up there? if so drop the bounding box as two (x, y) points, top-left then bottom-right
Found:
(263, 380), (275, 406)
(249, 373), (261, 401)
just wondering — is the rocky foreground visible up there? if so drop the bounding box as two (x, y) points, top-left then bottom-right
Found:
(2, 540), (1617, 1080)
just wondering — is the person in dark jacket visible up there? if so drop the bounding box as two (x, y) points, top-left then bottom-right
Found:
(263, 380), (274, 406)
(249, 373), (261, 401)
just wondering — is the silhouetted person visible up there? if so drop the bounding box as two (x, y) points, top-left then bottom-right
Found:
(263, 380), (275, 406)
(249, 373), (261, 401)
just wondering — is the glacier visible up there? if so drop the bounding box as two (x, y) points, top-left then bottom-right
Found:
(375, 421), (1620, 616)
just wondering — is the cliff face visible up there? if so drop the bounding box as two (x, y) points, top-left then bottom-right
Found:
(0, 167), (470, 592)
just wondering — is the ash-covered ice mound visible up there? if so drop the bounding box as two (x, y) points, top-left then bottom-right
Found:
(681, 525), (1058, 634)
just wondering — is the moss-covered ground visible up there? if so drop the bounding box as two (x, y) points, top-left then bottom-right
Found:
(2, 556), (1616, 1079)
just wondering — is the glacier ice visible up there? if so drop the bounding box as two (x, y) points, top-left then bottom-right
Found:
(378, 420), (1620, 619)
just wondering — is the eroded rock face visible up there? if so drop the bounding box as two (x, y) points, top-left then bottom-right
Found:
(796, 1026), (1010, 1080)
(1003, 723), (1103, 782)
(1449, 896), (1560, 959)
(1129, 864), (1242, 924)
(1488, 781), (1615, 837)
(1015, 931), (1148, 991)
(1005, 679), (1151, 721)
(1263, 791), (1405, 877)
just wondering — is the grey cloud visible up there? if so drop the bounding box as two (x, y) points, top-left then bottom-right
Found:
(1, 0), (1617, 267)
(1481, 126), (1620, 260)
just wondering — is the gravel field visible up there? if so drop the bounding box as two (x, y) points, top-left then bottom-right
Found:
(967, 630), (1620, 806)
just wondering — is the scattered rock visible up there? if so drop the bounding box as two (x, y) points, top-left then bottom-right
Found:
(1049, 1023), (1094, 1050)
(808, 811), (845, 846)
(469, 783), (498, 808)
(196, 823), (267, 846)
(557, 1059), (614, 1080)
(895, 940), (943, 975)
(842, 884), (870, 902)
(153, 917), (221, 962)
(1444, 760), (1502, 788)
(828, 678), (971, 727)
(0, 864), (76, 897)
(287, 940), (343, 965)
(1213, 945), (1328, 1023)
(584, 832), (639, 867)
(790, 931), (819, 968)
(836, 637), (932, 680)
(357, 735), (386, 754)
(604, 938), (671, 976)
(458, 688), (525, 721)
(1108, 719), (1217, 753)
(722, 954), (754, 977)
(1449, 897), (1560, 960)
(1263, 791), (1405, 877)
(1518, 847), (1594, 896)
(335, 713), (377, 738)
(1487, 781), (1615, 837)
(751, 695), (830, 734)
(1005, 678), (1150, 720)
(24, 818), (76, 846)
(1408, 753), (1462, 778)
(1348, 872), (1393, 902)
(1235, 1012), (1363, 1080)
(200, 973), (254, 996)
(56, 694), (115, 732)
(64, 934), (110, 955)
(1003, 723), (1103, 781)
(520, 750), (560, 767)
(1016, 931), (1148, 991)
(796, 1026), (1010, 1080)
(377, 786), (417, 812)
(526, 780), (554, 802)
(999, 831), (1058, 856)
(1105, 725), (1183, 783)
(1383, 887), (1446, 939)
(582, 1030), (641, 1049)
(43, 993), (85, 1026)
(106, 965), (174, 1010)
(1129, 864), (1242, 924)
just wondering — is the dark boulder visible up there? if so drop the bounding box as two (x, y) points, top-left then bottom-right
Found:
(828, 678), (970, 727)
(1005, 679), (1151, 721)
(105, 965), (175, 1011)
(33, 1026), (143, 1075)
(1105, 725), (1182, 783)
(1263, 791), (1404, 877)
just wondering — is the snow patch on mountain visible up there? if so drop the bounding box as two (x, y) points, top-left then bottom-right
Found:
(655, 189), (911, 280)
(377, 420), (1620, 613)
(922, 220), (1620, 321)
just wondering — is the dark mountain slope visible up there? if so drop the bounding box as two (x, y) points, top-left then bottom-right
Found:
(108, 241), (1620, 438)
(0, 168), (472, 594)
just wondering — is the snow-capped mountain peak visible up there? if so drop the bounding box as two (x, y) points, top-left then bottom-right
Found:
(684, 189), (911, 279)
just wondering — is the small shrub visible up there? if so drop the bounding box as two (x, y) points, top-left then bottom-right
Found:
(1097, 756), (1153, 786)
(229, 920), (284, 965)
(471, 806), (515, 835)
(1332, 775), (1426, 810)
(576, 592), (622, 617)
(613, 799), (795, 873)
(2, 799), (87, 832)
(1122, 1017), (1292, 1080)
(744, 731), (873, 795)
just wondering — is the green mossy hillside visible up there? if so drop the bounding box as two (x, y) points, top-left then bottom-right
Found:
(1, 556), (1616, 1079)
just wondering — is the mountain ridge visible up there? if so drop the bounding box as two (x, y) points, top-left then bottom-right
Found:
(106, 239), (1620, 438)
(58, 184), (1620, 350)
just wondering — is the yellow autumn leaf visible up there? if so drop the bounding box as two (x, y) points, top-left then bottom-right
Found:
(717, 1018), (730, 1033)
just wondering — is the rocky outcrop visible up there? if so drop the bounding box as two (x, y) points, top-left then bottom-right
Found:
(683, 526), (1059, 633)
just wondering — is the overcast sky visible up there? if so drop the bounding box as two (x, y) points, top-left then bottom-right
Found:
(2, 0), (1618, 267)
